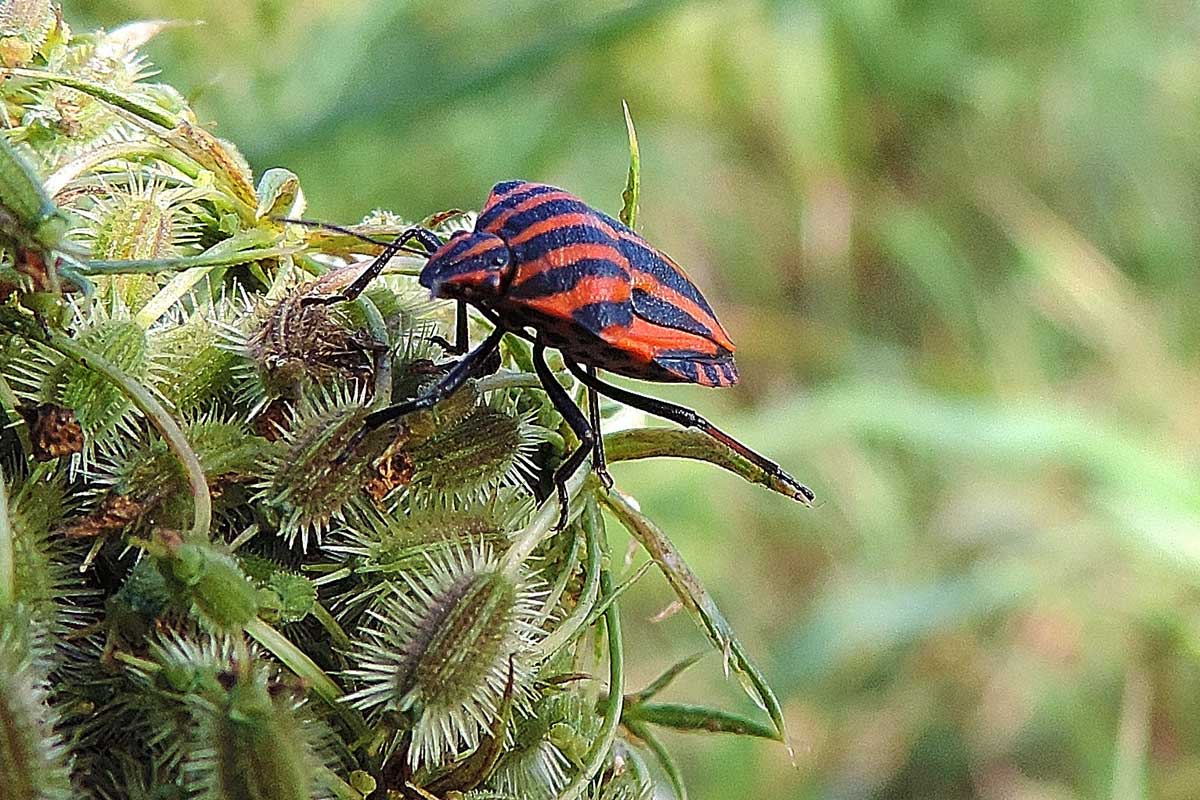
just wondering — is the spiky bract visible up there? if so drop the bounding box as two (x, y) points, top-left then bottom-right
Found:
(345, 546), (546, 769)
(254, 386), (396, 548)
(183, 664), (333, 800)
(0, 609), (74, 800)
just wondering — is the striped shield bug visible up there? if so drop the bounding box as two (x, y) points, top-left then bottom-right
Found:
(291, 180), (813, 528)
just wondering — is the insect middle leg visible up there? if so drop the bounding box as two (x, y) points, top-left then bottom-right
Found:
(563, 358), (815, 504)
(532, 342), (594, 531)
(355, 326), (507, 441)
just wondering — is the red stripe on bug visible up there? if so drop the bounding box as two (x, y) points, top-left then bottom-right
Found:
(601, 317), (725, 363)
(632, 271), (735, 352)
(507, 212), (618, 245)
(455, 238), (504, 261)
(480, 191), (578, 234)
(512, 243), (629, 284)
(523, 275), (632, 316)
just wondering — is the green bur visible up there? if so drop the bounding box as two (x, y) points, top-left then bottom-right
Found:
(187, 668), (326, 800)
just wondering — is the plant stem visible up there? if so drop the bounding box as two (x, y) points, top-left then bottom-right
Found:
(556, 501), (623, 800)
(0, 467), (12, 608)
(42, 331), (212, 541)
(311, 601), (352, 650)
(244, 617), (367, 737)
(81, 247), (298, 276)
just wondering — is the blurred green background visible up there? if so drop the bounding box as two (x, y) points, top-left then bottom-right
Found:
(67, 1), (1200, 798)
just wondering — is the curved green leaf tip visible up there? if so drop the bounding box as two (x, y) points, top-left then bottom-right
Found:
(620, 99), (640, 229)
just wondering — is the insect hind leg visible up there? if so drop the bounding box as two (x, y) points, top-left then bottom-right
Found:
(563, 358), (814, 504)
(586, 366), (613, 490)
(533, 342), (594, 531)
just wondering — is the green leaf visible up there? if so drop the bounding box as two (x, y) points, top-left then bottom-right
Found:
(601, 489), (789, 747)
(620, 100), (640, 229)
(627, 651), (707, 705)
(604, 427), (806, 501)
(624, 702), (778, 740)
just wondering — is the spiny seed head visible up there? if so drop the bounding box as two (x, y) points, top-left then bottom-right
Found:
(0, 0), (58, 65)
(403, 403), (545, 504)
(237, 283), (380, 407)
(71, 177), (205, 309)
(184, 664), (333, 800)
(17, 22), (166, 162)
(491, 688), (599, 799)
(324, 498), (530, 626)
(255, 386), (398, 548)
(344, 546), (547, 769)
(146, 630), (239, 697)
(151, 305), (244, 414)
(92, 417), (265, 532)
(5, 476), (78, 636)
(9, 305), (151, 454)
(0, 608), (75, 800)
(334, 499), (529, 578)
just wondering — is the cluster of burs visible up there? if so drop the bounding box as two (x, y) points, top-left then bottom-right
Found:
(0, 4), (786, 800)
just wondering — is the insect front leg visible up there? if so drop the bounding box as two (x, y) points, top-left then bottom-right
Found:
(428, 301), (472, 354)
(302, 226), (443, 307)
(533, 342), (594, 531)
(564, 358), (815, 504)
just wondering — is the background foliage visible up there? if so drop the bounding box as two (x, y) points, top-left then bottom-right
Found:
(64, 1), (1200, 798)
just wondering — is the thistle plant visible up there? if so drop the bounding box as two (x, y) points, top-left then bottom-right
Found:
(0, 6), (802, 799)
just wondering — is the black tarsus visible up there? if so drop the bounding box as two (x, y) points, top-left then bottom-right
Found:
(563, 357), (815, 504)
(586, 365), (613, 490)
(428, 302), (473, 355)
(533, 341), (594, 531)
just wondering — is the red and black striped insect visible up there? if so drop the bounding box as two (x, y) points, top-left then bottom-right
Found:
(295, 180), (813, 527)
